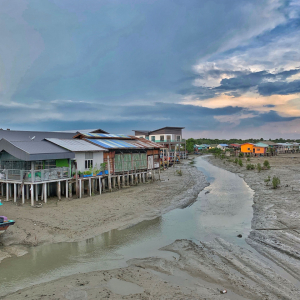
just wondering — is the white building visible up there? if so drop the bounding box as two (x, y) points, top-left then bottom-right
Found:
(47, 138), (107, 172)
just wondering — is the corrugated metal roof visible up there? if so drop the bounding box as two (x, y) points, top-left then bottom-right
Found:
(254, 142), (269, 147)
(0, 138), (75, 161)
(87, 139), (137, 149)
(83, 133), (131, 139)
(87, 138), (161, 149)
(0, 130), (75, 142)
(46, 138), (107, 152)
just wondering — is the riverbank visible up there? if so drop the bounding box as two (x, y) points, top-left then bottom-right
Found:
(0, 161), (207, 256)
(207, 153), (300, 283)
(3, 155), (300, 299)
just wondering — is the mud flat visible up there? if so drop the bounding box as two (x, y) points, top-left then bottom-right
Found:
(4, 239), (300, 300)
(207, 154), (300, 285)
(0, 162), (207, 258)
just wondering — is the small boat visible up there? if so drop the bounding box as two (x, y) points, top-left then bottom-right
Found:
(0, 216), (15, 233)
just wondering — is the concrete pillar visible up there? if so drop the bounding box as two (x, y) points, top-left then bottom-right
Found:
(13, 184), (16, 202)
(66, 180), (68, 198)
(44, 183), (47, 203)
(112, 177), (116, 189)
(31, 184), (34, 206)
(89, 178), (92, 197)
(69, 182), (72, 198)
(35, 184), (38, 201)
(79, 180), (82, 198)
(22, 185), (25, 204)
(6, 183), (9, 201)
(57, 181), (61, 200)
(99, 177), (102, 194)
(135, 174), (138, 185)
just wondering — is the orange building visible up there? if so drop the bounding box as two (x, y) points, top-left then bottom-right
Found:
(253, 143), (268, 155)
(241, 143), (255, 154)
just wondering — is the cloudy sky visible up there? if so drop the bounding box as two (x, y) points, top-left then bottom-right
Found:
(0, 0), (299, 138)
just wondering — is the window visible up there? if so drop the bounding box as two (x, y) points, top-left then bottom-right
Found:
(166, 135), (171, 142)
(247, 148), (250, 151)
(257, 148), (260, 151)
(151, 136), (155, 142)
(160, 135), (164, 141)
(177, 135), (181, 142)
(44, 160), (56, 169)
(85, 153), (93, 169)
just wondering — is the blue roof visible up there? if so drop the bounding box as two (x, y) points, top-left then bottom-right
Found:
(87, 139), (137, 149)
(219, 144), (228, 146)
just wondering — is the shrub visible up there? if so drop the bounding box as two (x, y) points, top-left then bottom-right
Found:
(176, 169), (183, 176)
(221, 154), (225, 160)
(264, 175), (271, 182)
(246, 164), (255, 170)
(234, 158), (238, 164)
(238, 159), (243, 167)
(257, 163), (262, 172)
(83, 170), (92, 175)
(272, 176), (280, 189)
(247, 157), (250, 162)
(263, 160), (270, 169)
(246, 154), (250, 158)
(239, 152), (244, 157)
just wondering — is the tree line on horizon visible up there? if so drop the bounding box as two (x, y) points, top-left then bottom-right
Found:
(186, 137), (300, 153)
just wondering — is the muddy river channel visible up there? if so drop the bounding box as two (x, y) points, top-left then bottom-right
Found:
(0, 157), (260, 296)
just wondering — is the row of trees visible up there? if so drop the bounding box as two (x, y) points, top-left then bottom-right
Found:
(186, 137), (300, 153)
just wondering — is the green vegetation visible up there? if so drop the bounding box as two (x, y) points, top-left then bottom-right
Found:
(264, 175), (271, 182)
(247, 157), (250, 162)
(263, 160), (270, 169)
(238, 159), (243, 167)
(272, 176), (280, 189)
(176, 169), (183, 176)
(239, 152), (244, 157)
(234, 158), (238, 164)
(246, 164), (255, 170)
(257, 163), (262, 172)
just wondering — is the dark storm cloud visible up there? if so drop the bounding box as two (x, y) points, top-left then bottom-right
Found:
(180, 68), (300, 98)
(258, 80), (300, 96)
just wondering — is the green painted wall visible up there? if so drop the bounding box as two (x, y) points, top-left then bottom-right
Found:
(56, 159), (69, 167)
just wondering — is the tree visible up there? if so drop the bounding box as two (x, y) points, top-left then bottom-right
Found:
(186, 138), (196, 153)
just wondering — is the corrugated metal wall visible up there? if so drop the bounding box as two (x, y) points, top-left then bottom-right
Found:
(114, 153), (147, 173)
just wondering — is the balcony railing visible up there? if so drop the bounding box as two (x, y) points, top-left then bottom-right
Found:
(0, 167), (70, 182)
(151, 139), (185, 143)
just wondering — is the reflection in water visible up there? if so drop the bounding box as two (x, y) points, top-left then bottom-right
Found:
(0, 156), (254, 296)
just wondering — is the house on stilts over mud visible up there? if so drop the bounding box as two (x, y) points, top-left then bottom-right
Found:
(0, 128), (163, 206)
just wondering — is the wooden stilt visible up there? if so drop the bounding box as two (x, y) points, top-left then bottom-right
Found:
(102, 178), (106, 192)
(139, 173), (142, 183)
(13, 184), (16, 202)
(26, 185), (29, 199)
(1, 183), (3, 196)
(69, 182), (72, 198)
(99, 177), (102, 195)
(108, 157), (112, 192)
(47, 183), (50, 197)
(112, 177), (116, 189)
(41, 184), (44, 201)
(58, 181), (61, 200)
(117, 175), (121, 189)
